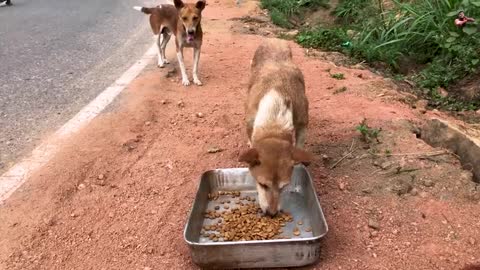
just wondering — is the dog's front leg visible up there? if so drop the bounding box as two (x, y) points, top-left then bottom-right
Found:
(193, 47), (202, 86)
(295, 127), (307, 149)
(176, 47), (190, 86)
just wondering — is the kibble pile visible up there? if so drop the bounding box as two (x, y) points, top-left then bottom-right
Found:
(201, 190), (311, 242)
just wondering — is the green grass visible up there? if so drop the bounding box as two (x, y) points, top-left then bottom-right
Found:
(297, 27), (348, 51)
(331, 73), (345, 80)
(291, 0), (480, 110)
(261, 0), (329, 28)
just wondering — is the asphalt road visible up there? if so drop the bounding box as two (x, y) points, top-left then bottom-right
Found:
(0, 0), (158, 172)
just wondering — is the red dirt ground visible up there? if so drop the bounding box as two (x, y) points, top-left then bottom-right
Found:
(1, 1), (480, 269)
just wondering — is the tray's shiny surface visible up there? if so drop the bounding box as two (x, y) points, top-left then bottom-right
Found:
(184, 165), (328, 269)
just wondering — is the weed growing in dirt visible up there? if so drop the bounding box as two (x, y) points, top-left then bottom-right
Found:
(356, 118), (381, 143)
(331, 73), (345, 80)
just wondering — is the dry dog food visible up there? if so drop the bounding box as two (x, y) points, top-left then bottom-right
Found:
(203, 191), (295, 241)
(203, 202), (293, 241)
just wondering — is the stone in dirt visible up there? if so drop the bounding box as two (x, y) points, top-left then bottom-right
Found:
(391, 179), (413, 196)
(469, 238), (476, 245)
(368, 219), (380, 230)
(283, 30), (299, 38)
(421, 179), (434, 187)
(380, 161), (393, 170)
(207, 147), (223, 153)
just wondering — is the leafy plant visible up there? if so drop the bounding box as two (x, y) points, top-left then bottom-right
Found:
(356, 118), (382, 143)
(331, 73), (345, 80)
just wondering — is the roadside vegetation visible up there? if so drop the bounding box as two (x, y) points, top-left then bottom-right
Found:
(261, 0), (480, 111)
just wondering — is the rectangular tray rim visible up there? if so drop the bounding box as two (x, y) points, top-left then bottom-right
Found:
(183, 166), (329, 246)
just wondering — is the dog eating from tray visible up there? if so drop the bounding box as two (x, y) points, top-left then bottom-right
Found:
(134, 0), (205, 86)
(239, 39), (313, 216)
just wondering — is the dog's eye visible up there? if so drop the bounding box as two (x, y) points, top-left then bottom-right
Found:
(259, 183), (269, 190)
(193, 16), (198, 20)
(182, 16), (188, 21)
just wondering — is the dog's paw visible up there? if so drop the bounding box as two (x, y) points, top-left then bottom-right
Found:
(193, 78), (203, 86)
(182, 78), (191, 86)
(157, 63), (165, 68)
(164, 59), (170, 64)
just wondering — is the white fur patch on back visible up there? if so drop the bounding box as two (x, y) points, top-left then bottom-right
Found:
(253, 89), (293, 133)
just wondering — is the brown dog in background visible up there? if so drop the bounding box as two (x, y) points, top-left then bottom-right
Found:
(134, 0), (205, 86)
(239, 38), (313, 216)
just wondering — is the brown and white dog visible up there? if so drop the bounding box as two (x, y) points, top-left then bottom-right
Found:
(134, 0), (205, 86)
(239, 39), (313, 216)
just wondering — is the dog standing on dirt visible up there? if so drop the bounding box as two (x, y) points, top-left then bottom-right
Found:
(134, 0), (206, 86)
(239, 39), (313, 216)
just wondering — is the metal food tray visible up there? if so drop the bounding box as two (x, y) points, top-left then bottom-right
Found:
(184, 165), (328, 269)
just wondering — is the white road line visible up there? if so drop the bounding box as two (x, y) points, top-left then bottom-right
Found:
(0, 43), (157, 204)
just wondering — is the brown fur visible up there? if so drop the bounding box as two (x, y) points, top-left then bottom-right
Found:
(246, 39), (308, 139)
(135, 0), (206, 86)
(239, 39), (313, 216)
(141, 6), (178, 35)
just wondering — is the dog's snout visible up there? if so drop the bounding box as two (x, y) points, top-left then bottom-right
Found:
(187, 29), (195, 35)
(266, 208), (278, 216)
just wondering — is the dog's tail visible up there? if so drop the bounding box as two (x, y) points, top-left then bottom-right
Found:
(133, 6), (154, 14)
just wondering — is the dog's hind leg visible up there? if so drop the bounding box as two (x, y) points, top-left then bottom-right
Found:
(160, 28), (171, 64)
(192, 47), (202, 86)
(176, 47), (190, 86)
(156, 34), (166, 68)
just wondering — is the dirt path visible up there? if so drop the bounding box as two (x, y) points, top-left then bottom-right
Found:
(1, 1), (480, 269)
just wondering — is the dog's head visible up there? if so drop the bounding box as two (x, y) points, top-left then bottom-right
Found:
(174, 0), (205, 43)
(250, 39), (292, 69)
(239, 139), (313, 216)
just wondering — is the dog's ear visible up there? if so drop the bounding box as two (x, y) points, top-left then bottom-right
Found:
(239, 148), (260, 167)
(195, 0), (206, 10)
(174, 0), (184, 9)
(292, 148), (314, 165)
